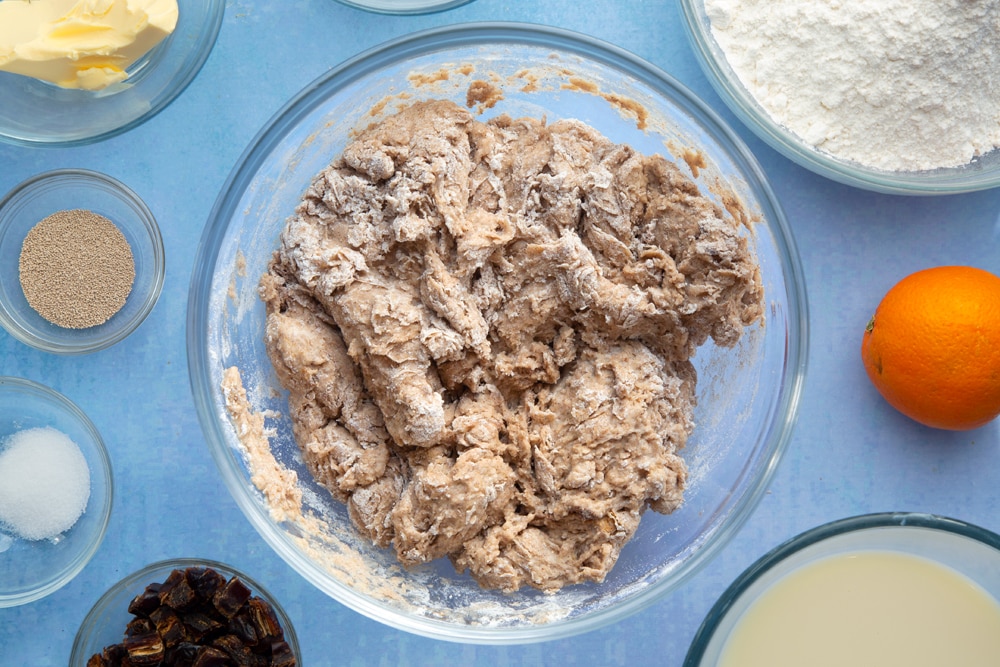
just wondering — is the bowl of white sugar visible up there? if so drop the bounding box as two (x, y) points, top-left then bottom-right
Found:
(685, 513), (1000, 666)
(0, 376), (114, 608)
(679, 0), (1000, 194)
(0, 169), (165, 355)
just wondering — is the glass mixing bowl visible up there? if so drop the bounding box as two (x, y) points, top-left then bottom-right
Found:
(188, 22), (808, 644)
(678, 0), (1000, 195)
(0, 0), (224, 147)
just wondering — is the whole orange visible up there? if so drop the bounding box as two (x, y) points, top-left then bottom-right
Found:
(861, 265), (1000, 431)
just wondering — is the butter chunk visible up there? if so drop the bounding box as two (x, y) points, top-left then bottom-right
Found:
(0, 0), (179, 91)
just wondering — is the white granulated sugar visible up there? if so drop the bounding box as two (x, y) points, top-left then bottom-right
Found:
(705, 0), (1000, 172)
(0, 427), (91, 541)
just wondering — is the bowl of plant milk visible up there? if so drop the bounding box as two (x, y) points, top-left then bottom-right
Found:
(685, 513), (1000, 667)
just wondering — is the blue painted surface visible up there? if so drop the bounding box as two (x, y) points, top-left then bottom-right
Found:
(2, 1), (1000, 664)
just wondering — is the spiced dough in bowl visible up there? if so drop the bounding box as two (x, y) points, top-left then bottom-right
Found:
(255, 98), (763, 593)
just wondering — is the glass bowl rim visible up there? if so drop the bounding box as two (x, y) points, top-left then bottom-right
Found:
(683, 512), (1000, 665)
(676, 0), (1000, 196)
(0, 375), (114, 608)
(333, 0), (475, 15)
(69, 556), (301, 665)
(0, 167), (166, 355)
(187, 20), (809, 643)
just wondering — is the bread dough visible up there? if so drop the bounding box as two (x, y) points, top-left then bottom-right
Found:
(260, 99), (763, 592)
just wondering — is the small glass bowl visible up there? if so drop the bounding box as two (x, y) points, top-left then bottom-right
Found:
(678, 0), (1000, 195)
(0, 377), (113, 608)
(0, 169), (165, 355)
(0, 0), (224, 147)
(685, 513), (1000, 666)
(69, 558), (301, 666)
(333, 0), (474, 14)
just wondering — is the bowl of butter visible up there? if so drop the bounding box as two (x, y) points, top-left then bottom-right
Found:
(0, 0), (224, 147)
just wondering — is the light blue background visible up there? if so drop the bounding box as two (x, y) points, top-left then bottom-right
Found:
(3, 1), (1000, 665)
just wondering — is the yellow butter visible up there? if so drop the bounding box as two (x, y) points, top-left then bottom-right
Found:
(0, 0), (179, 91)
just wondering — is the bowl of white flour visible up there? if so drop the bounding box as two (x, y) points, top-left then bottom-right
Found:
(679, 0), (1000, 194)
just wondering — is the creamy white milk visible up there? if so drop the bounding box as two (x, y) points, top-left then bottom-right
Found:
(719, 550), (1000, 667)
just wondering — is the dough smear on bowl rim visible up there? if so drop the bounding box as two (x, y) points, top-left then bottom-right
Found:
(257, 98), (764, 593)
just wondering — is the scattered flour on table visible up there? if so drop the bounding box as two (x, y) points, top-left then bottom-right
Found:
(705, 0), (1000, 171)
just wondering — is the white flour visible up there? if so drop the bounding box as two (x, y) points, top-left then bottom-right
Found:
(705, 0), (1000, 172)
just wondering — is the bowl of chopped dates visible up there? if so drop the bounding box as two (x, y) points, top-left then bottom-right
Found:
(70, 558), (300, 667)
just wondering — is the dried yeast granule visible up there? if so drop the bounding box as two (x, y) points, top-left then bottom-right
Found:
(18, 208), (135, 329)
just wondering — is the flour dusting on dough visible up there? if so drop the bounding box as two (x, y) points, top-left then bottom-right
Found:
(255, 99), (763, 593)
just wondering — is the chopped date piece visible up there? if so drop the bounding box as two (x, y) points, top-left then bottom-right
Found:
(103, 643), (128, 665)
(247, 598), (283, 642)
(159, 569), (199, 612)
(123, 627), (165, 666)
(227, 613), (259, 648)
(165, 641), (201, 667)
(86, 655), (106, 667)
(187, 567), (227, 601)
(126, 617), (156, 638)
(128, 583), (163, 617)
(213, 576), (253, 618)
(213, 634), (263, 667)
(271, 640), (297, 667)
(181, 611), (224, 642)
(150, 605), (187, 647)
(191, 646), (232, 667)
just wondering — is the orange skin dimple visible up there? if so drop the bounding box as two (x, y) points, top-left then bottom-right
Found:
(861, 265), (1000, 431)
